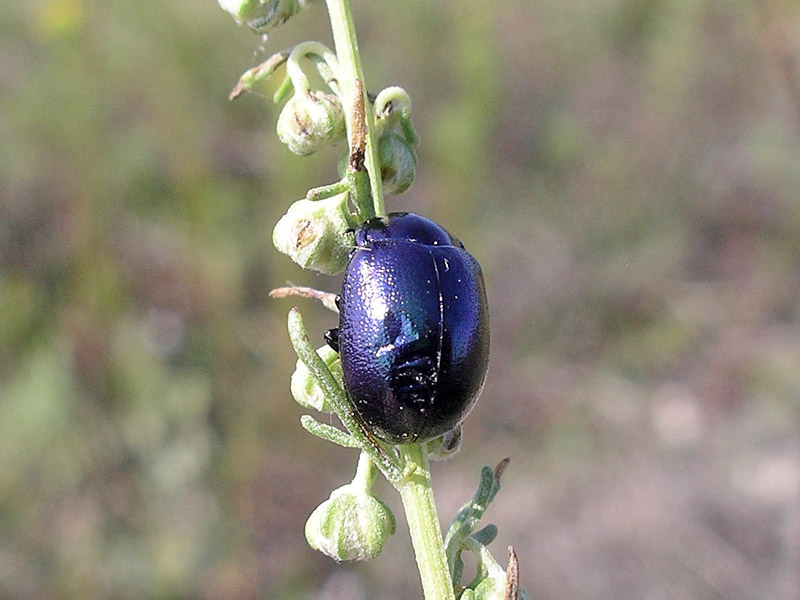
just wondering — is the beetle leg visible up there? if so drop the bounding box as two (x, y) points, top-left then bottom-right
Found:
(324, 328), (340, 352)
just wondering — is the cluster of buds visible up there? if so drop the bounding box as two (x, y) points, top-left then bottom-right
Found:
(228, 39), (420, 272)
(264, 42), (357, 273)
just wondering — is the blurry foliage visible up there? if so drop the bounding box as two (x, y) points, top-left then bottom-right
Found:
(1, 0), (800, 599)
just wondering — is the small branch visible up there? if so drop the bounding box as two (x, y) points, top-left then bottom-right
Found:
(270, 285), (339, 312)
(300, 415), (359, 447)
(306, 180), (349, 201)
(229, 48), (292, 100)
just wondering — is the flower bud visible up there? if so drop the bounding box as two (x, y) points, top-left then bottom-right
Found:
(217, 0), (318, 32)
(277, 90), (345, 156)
(272, 193), (356, 274)
(291, 344), (342, 412)
(426, 425), (462, 460)
(377, 132), (417, 194)
(305, 483), (396, 561)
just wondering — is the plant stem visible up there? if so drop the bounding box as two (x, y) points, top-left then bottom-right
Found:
(324, 0), (386, 217)
(353, 450), (377, 491)
(397, 443), (456, 600)
(322, 4), (450, 597)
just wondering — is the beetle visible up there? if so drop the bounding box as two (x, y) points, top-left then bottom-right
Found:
(325, 212), (489, 444)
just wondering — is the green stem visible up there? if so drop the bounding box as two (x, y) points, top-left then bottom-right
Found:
(321, 5), (450, 597)
(353, 450), (377, 491)
(397, 443), (456, 600)
(324, 0), (386, 217)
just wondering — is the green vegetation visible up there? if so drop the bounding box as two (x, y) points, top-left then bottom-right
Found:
(2, 1), (799, 598)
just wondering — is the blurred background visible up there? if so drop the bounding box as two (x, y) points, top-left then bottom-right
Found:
(2, 0), (799, 598)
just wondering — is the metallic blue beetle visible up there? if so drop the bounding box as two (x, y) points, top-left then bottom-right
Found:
(325, 212), (489, 444)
